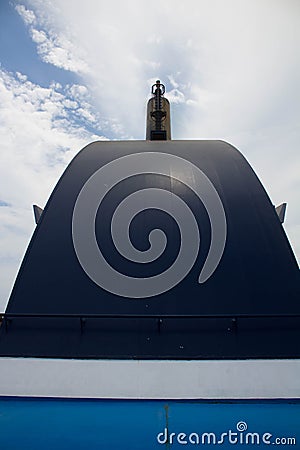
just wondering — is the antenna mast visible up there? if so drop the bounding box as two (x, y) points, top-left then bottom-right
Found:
(146, 80), (171, 140)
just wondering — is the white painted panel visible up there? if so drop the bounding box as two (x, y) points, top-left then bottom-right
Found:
(0, 358), (299, 399)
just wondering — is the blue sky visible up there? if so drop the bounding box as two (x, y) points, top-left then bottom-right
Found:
(0, 0), (299, 310)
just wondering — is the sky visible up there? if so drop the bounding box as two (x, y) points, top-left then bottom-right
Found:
(0, 0), (299, 311)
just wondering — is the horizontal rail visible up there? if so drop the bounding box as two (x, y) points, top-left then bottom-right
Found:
(1, 313), (300, 319)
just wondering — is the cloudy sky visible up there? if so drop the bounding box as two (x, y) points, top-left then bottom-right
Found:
(0, 0), (299, 311)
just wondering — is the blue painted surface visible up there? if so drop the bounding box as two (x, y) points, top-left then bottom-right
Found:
(0, 398), (299, 449)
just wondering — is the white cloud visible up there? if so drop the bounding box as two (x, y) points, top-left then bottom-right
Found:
(15, 4), (36, 25)
(15, 3), (91, 74)
(30, 28), (47, 44)
(166, 88), (185, 104)
(67, 84), (88, 99)
(147, 35), (162, 45)
(143, 60), (161, 70)
(168, 74), (179, 89)
(0, 68), (107, 309)
(36, 35), (91, 74)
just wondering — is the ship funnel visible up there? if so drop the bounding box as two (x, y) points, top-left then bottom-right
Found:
(146, 80), (171, 140)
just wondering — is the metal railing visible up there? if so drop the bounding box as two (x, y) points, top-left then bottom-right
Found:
(1, 312), (299, 334)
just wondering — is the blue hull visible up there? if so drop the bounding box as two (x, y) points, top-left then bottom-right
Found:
(0, 398), (299, 449)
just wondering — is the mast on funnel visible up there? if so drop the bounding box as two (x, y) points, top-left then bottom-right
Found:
(146, 80), (171, 140)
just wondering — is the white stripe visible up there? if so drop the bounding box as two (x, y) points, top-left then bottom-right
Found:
(0, 358), (299, 399)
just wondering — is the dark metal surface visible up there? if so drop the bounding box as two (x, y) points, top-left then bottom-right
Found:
(0, 140), (299, 358)
(276, 203), (287, 223)
(33, 204), (43, 224)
